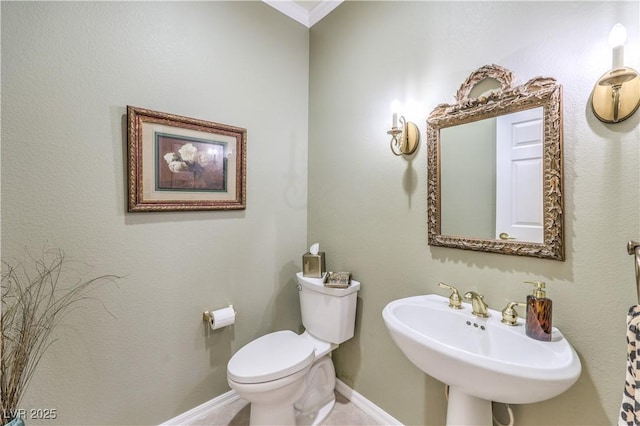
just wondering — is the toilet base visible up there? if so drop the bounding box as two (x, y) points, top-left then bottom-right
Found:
(228, 366), (310, 426)
(247, 386), (336, 426)
(294, 355), (336, 425)
(295, 395), (335, 426)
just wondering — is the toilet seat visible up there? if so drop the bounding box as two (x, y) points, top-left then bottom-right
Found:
(227, 330), (315, 384)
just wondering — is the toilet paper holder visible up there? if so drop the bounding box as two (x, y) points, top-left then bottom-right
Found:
(203, 305), (236, 322)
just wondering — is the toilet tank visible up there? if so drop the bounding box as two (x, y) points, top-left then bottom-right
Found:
(296, 272), (360, 344)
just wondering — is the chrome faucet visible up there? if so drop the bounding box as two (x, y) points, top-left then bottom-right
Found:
(464, 291), (489, 318)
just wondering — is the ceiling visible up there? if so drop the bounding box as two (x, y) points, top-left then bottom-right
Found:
(262, 0), (343, 28)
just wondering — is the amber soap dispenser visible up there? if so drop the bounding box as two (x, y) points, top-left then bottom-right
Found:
(525, 281), (552, 341)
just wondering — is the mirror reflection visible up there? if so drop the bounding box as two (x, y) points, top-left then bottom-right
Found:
(440, 107), (544, 243)
(426, 65), (564, 260)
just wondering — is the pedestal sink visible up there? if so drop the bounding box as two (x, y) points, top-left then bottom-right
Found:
(382, 294), (581, 425)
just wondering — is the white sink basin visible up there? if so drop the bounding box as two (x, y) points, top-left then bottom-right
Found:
(383, 294), (581, 424)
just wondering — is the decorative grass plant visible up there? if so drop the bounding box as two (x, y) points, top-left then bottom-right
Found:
(1, 248), (118, 425)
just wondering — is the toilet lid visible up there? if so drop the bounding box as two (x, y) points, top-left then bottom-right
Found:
(227, 330), (315, 384)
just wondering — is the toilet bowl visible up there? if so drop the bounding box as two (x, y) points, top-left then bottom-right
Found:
(227, 330), (333, 426)
(227, 273), (360, 426)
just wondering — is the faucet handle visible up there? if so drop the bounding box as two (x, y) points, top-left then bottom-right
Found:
(438, 282), (462, 309)
(501, 301), (526, 326)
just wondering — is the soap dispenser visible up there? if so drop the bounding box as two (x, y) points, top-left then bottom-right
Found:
(525, 281), (552, 341)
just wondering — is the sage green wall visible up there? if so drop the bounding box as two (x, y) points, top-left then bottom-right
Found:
(310, 2), (639, 425)
(1, 2), (308, 425)
(3, 1), (640, 425)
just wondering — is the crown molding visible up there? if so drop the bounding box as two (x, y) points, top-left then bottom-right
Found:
(263, 1), (343, 28)
(308, 1), (343, 27)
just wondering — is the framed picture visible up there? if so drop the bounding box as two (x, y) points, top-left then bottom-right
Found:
(127, 106), (246, 212)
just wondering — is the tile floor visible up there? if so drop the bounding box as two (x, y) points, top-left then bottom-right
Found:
(198, 391), (381, 426)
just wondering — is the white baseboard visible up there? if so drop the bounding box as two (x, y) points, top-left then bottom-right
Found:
(335, 379), (403, 425)
(160, 379), (402, 426)
(159, 389), (241, 426)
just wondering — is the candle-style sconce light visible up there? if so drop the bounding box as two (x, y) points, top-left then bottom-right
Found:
(388, 100), (420, 156)
(591, 23), (640, 123)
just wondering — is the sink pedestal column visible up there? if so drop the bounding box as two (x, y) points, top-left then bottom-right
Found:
(446, 387), (492, 426)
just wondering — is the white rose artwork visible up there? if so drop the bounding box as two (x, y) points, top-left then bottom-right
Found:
(126, 106), (246, 211)
(163, 143), (217, 188)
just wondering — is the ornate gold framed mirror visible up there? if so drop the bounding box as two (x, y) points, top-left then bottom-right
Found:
(426, 64), (564, 260)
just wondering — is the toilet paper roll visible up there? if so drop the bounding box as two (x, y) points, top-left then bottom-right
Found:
(209, 306), (235, 330)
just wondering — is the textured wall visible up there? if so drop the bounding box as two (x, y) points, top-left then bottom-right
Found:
(1, 2), (308, 424)
(309, 1), (639, 425)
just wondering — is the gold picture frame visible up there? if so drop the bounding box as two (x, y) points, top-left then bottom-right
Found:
(127, 106), (246, 212)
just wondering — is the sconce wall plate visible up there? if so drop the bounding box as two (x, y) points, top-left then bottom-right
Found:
(591, 67), (640, 123)
(388, 116), (420, 156)
(591, 24), (639, 124)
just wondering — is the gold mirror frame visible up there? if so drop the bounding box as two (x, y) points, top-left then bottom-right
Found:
(426, 64), (564, 260)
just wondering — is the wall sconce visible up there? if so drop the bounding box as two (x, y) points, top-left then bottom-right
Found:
(387, 101), (419, 156)
(591, 23), (640, 123)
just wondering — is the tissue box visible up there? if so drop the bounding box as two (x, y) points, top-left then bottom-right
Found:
(303, 252), (325, 278)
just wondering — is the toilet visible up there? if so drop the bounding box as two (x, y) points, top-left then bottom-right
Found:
(227, 272), (360, 426)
